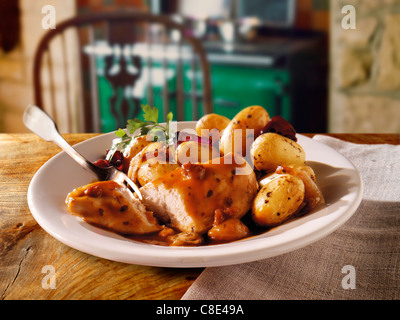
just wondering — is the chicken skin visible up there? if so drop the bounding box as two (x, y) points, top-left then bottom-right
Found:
(66, 180), (161, 235)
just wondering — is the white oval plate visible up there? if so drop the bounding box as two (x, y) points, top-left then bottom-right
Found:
(27, 122), (363, 267)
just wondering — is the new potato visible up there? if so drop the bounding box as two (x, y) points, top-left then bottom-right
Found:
(196, 113), (230, 137)
(176, 141), (220, 165)
(220, 106), (270, 156)
(252, 174), (305, 227)
(276, 165), (325, 213)
(128, 142), (178, 186)
(251, 132), (305, 172)
(121, 135), (152, 171)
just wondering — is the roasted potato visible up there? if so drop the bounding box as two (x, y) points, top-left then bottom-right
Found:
(207, 207), (250, 242)
(128, 142), (178, 186)
(285, 164), (317, 182)
(258, 165), (317, 189)
(220, 106), (270, 156)
(252, 174), (305, 227)
(207, 218), (250, 242)
(276, 165), (324, 213)
(196, 113), (230, 137)
(251, 132), (305, 172)
(122, 135), (152, 171)
(258, 172), (285, 188)
(176, 141), (220, 165)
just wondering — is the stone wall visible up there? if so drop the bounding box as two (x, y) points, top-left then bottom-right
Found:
(0, 0), (76, 133)
(330, 0), (400, 133)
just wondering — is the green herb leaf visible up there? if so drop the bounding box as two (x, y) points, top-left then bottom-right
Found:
(142, 105), (159, 123)
(107, 129), (131, 161)
(114, 105), (175, 151)
(127, 118), (151, 134)
(140, 126), (151, 136)
(166, 111), (173, 123)
(115, 128), (128, 138)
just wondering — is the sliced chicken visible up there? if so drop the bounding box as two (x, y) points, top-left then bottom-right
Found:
(65, 180), (162, 235)
(140, 153), (258, 234)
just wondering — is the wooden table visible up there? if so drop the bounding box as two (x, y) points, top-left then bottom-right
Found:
(0, 133), (398, 300)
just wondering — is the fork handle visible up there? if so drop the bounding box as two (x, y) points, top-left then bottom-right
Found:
(51, 131), (103, 177)
(23, 105), (103, 179)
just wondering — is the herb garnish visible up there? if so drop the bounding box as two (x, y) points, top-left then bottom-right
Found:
(106, 105), (174, 161)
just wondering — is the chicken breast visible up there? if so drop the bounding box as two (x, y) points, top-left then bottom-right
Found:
(66, 180), (161, 235)
(140, 153), (258, 234)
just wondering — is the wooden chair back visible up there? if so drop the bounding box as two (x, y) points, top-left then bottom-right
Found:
(33, 11), (212, 132)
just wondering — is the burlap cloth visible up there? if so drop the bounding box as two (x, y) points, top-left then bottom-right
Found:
(182, 135), (399, 300)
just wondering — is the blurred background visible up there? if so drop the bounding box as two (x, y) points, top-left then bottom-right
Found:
(0, 0), (399, 134)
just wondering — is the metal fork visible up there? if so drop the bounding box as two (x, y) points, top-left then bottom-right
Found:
(23, 104), (142, 200)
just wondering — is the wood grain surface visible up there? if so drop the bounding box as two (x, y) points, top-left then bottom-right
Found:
(0, 133), (398, 300)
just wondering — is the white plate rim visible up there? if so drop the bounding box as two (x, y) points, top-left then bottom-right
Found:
(27, 124), (363, 267)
